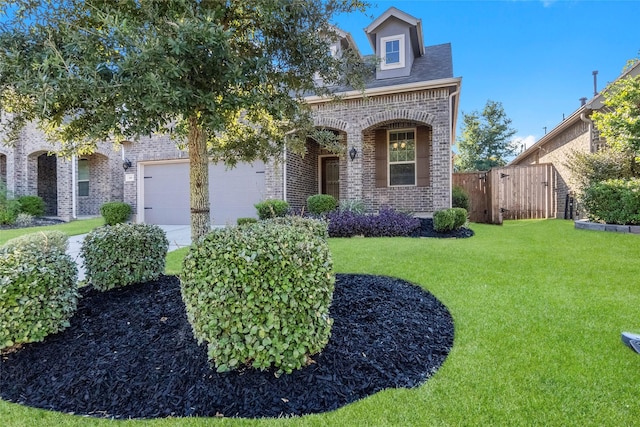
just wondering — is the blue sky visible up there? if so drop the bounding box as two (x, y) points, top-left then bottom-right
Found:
(335, 0), (640, 151)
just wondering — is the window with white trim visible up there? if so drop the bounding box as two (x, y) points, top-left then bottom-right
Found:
(380, 34), (405, 70)
(388, 129), (416, 186)
(78, 158), (89, 197)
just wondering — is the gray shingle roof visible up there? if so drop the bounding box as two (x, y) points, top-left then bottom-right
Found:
(363, 43), (454, 90)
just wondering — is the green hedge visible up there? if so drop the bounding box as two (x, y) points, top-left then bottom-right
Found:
(254, 199), (289, 220)
(17, 195), (45, 217)
(582, 178), (640, 225)
(81, 223), (169, 291)
(100, 201), (132, 225)
(307, 194), (338, 215)
(0, 245), (78, 351)
(181, 222), (334, 375)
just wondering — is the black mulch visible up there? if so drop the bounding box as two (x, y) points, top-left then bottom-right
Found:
(0, 274), (454, 420)
(414, 218), (475, 239)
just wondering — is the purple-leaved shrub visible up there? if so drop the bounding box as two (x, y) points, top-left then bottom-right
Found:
(327, 208), (420, 237)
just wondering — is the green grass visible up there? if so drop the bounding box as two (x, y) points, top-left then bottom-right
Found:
(3, 219), (640, 426)
(0, 218), (104, 246)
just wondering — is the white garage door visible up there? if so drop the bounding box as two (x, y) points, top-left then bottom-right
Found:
(142, 161), (266, 226)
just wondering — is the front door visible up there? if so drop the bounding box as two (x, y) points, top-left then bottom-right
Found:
(321, 156), (340, 200)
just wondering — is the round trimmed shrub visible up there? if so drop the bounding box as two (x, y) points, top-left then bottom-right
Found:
(433, 209), (457, 232)
(0, 245), (78, 351)
(451, 207), (468, 229)
(181, 222), (335, 374)
(2, 230), (69, 253)
(452, 186), (470, 211)
(254, 199), (289, 220)
(81, 223), (169, 291)
(17, 195), (45, 217)
(100, 201), (132, 225)
(263, 216), (329, 239)
(307, 194), (338, 215)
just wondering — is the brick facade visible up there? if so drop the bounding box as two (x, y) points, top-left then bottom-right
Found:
(268, 88), (454, 215)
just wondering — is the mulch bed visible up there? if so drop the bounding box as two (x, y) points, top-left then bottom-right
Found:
(0, 274), (454, 420)
(0, 217), (65, 230)
(414, 218), (475, 239)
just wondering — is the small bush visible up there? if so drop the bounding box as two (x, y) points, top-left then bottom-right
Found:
(582, 178), (640, 225)
(2, 230), (69, 253)
(327, 208), (420, 237)
(81, 223), (169, 291)
(451, 207), (468, 229)
(307, 194), (338, 215)
(15, 213), (34, 228)
(339, 199), (366, 214)
(0, 245), (78, 351)
(254, 199), (289, 220)
(237, 217), (258, 226)
(433, 209), (457, 232)
(0, 187), (19, 225)
(17, 195), (45, 217)
(452, 186), (470, 211)
(181, 222), (334, 375)
(263, 216), (329, 239)
(100, 201), (132, 225)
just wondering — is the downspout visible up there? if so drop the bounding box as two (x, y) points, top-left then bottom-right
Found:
(448, 84), (461, 208)
(580, 110), (594, 152)
(71, 155), (77, 219)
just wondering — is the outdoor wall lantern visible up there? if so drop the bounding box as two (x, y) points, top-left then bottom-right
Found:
(122, 158), (132, 171)
(349, 147), (357, 161)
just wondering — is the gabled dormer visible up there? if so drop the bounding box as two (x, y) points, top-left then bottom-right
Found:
(313, 26), (361, 86)
(365, 7), (425, 80)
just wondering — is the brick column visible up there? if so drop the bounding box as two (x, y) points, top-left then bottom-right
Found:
(345, 130), (363, 201)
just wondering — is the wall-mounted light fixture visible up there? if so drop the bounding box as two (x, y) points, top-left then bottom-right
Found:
(122, 158), (132, 171)
(349, 147), (357, 161)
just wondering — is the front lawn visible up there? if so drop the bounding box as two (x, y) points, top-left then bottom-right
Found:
(2, 219), (639, 426)
(0, 218), (104, 246)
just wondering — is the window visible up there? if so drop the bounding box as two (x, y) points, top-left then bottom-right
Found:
(388, 129), (416, 186)
(380, 34), (405, 70)
(78, 158), (89, 197)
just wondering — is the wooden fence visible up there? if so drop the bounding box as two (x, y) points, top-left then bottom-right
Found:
(453, 163), (556, 224)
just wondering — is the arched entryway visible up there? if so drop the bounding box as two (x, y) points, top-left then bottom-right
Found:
(36, 153), (58, 216)
(285, 129), (346, 213)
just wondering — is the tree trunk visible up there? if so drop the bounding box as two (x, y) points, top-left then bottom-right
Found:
(188, 116), (211, 242)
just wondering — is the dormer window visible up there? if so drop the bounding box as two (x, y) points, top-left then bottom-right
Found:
(380, 34), (405, 70)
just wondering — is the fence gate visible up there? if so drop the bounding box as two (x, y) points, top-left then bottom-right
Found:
(453, 163), (556, 224)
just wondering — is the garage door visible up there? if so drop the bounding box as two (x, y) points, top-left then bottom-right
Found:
(142, 161), (266, 225)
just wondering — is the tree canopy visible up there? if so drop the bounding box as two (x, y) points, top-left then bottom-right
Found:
(454, 100), (517, 172)
(591, 58), (640, 156)
(0, 0), (367, 239)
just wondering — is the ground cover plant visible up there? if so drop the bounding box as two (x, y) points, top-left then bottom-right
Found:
(1, 220), (640, 425)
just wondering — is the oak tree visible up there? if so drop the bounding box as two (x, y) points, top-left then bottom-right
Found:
(454, 100), (517, 171)
(0, 0), (367, 239)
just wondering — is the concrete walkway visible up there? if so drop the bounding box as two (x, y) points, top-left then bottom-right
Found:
(67, 225), (193, 281)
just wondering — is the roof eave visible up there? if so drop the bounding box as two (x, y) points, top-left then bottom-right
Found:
(304, 77), (462, 104)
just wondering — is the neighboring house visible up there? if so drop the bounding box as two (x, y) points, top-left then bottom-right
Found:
(1, 7), (461, 225)
(509, 60), (640, 218)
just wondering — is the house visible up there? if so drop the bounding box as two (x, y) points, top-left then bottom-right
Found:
(0, 7), (461, 225)
(509, 60), (640, 218)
